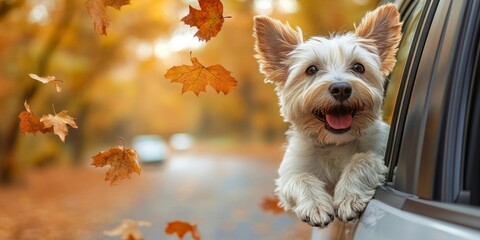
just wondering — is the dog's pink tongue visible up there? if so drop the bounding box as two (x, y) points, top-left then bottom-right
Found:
(326, 114), (352, 130)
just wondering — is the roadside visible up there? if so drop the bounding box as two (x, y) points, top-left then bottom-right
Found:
(0, 143), (311, 240)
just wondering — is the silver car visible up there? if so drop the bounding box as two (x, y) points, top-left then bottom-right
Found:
(314, 0), (480, 239)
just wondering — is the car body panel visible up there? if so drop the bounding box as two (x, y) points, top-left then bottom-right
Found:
(354, 199), (480, 240)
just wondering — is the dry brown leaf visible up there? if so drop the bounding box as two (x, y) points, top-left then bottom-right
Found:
(260, 195), (284, 215)
(18, 101), (53, 135)
(40, 110), (78, 142)
(85, 0), (130, 35)
(165, 54), (237, 95)
(91, 146), (141, 185)
(165, 221), (201, 240)
(28, 73), (63, 92)
(103, 219), (151, 240)
(181, 0), (227, 41)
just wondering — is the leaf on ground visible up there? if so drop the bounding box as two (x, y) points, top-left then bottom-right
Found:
(18, 101), (53, 135)
(260, 195), (284, 215)
(165, 54), (237, 95)
(103, 219), (151, 240)
(181, 0), (227, 41)
(165, 221), (201, 240)
(85, 0), (131, 35)
(91, 146), (141, 185)
(28, 73), (63, 92)
(40, 110), (78, 142)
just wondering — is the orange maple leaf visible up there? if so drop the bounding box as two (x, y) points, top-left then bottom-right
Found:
(18, 101), (53, 135)
(165, 221), (201, 240)
(181, 0), (228, 41)
(85, 0), (130, 35)
(28, 73), (63, 93)
(260, 195), (284, 215)
(165, 54), (237, 95)
(103, 219), (151, 240)
(91, 145), (141, 185)
(40, 110), (78, 142)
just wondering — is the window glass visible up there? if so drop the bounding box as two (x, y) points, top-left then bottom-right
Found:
(464, 50), (480, 206)
(383, 1), (427, 123)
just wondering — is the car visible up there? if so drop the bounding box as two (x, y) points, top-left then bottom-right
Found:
(169, 133), (194, 151)
(132, 135), (169, 164)
(312, 0), (480, 239)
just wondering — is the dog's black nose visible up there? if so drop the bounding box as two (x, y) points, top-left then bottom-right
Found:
(329, 82), (352, 101)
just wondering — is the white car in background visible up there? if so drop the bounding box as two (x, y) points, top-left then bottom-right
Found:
(132, 135), (169, 164)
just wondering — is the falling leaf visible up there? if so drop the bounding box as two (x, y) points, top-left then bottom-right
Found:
(28, 73), (63, 92)
(91, 145), (141, 185)
(260, 195), (284, 215)
(104, 219), (151, 240)
(165, 221), (201, 240)
(40, 110), (78, 142)
(85, 0), (131, 35)
(165, 54), (237, 95)
(18, 101), (53, 135)
(181, 0), (227, 41)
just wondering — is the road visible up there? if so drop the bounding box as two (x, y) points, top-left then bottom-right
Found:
(99, 152), (312, 240)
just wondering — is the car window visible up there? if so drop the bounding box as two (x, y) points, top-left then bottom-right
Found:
(382, 0), (430, 175)
(463, 48), (480, 206)
(383, 0), (426, 124)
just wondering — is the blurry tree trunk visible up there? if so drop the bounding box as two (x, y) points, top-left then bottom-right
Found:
(239, 75), (254, 140)
(0, 1), (74, 184)
(0, 0), (24, 20)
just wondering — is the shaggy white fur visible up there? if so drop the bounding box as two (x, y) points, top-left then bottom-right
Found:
(253, 3), (402, 227)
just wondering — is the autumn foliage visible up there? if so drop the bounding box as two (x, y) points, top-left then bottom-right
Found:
(28, 73), (63, 93)
(165, 54), (237, 95)
(181, 0), (227, 42)
(165, 221), (202, 240)
(91, 145), (141, 185)
(85, 0), (131, 35)
(19, 101), (53, 135)
(260, 195), (285, 215)
(13, 0), (284, 238)
(103, 219), (151, 240)
(19, 101), (77, 142)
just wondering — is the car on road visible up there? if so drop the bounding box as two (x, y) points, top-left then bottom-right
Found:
(313, 0), (480, 239)
(132, 135), (169, 164)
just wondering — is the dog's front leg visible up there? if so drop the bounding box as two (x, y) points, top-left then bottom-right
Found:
(334, 152), (387, 222)
(276, 173), (335, 227)
(275, 136), (336, 228)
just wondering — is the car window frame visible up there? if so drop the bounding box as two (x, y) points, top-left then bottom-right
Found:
(374, 0), (480, 231)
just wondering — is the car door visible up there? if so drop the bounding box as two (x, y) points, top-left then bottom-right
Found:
(352, 0), (480, 239)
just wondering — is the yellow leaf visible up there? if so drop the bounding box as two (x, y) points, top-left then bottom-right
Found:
(165, 54), (237, 95)
(103, 219), (151, 240)
(40, 110), (78, 142)
(28, 73), (62, 92)
(85, 0), (130, 35)
(181, 0), (226, 42)
(18, 101), (53, 135)
(91, 146), (141, 185)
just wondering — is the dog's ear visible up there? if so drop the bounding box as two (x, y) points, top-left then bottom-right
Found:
(355, 3), (402, 75)
(253, 16), (302, 84)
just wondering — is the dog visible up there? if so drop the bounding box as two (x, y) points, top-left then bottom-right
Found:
(253, 4), (402, 227)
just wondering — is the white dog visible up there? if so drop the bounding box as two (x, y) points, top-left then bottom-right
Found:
(253, 4), (402, 227)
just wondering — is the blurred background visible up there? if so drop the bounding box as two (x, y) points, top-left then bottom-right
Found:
(0, 0), (380, 239)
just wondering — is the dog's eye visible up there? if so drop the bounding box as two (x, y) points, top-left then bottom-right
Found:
(305, 65), (319, 76)
(351, 63), (365, 74)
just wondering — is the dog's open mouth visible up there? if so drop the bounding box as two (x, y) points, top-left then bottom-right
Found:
(312, 107), (356, 134)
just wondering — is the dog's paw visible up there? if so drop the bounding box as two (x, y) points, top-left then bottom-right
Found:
(334, 193), (368, 222)
(293, 199), (335, 228)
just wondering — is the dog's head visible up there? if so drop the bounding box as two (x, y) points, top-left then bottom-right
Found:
(253, 4), (401, 145)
